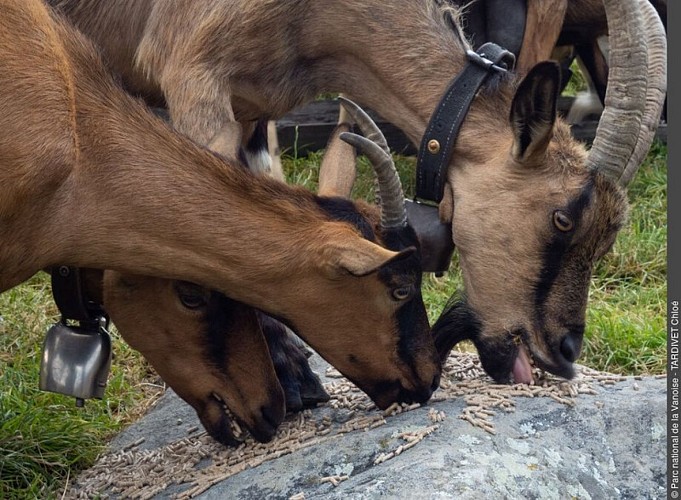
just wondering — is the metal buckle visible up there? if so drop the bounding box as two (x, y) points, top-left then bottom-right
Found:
(466, 49), (495, 70)
(466, 47), (515, 73)
(411, 196), (439, 208)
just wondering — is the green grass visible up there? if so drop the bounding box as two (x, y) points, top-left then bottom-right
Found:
(0, 276), (162, 498)
(0, 141), (667, 497)
(584, 141), (667, 374)
(562, 59), (589, 96)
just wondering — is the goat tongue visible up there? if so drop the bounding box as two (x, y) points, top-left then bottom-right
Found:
(512, 345), (534, 385)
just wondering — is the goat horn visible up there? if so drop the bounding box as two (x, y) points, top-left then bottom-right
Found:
(338, 97), (408, 229)
(617, 0), (667, 186)
(585, 0), (666, 186)
(338, 96), (390, 155)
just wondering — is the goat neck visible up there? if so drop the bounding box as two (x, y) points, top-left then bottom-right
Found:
(0, 3), (385, 312)
(1, 0), (441, 417)
(307, 1), (468, 144)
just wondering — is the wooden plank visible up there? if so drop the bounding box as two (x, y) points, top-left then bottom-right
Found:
(569, 121), (667, 146)
(275, 100), (416, 157)
(275, 99), (667, 157)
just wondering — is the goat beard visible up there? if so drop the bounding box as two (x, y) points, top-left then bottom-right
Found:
(432, 292), (480, 362)
(433, 295), (533, 384)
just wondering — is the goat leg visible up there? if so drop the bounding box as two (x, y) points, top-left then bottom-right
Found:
(318, 96), (357, 197)
(517, 0), (567, 74)
(259, 313), (330, 412)
(162, 69), (246, 161)
(267, 120), (285, 181)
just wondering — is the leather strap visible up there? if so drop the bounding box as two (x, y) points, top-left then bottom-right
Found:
(51, 266), (107, 323)
(415, 42), (515, 204)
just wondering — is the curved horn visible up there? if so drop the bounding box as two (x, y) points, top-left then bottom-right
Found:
(585, 0), (666, 186)
(618, 0), (667, 186)
(338, 97), (408, 229)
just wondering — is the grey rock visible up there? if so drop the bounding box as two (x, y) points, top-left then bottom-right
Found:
(85, 356), (666, 500)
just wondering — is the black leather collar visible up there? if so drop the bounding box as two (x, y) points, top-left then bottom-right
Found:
(414, 42), (515, 204)
(51, 266), (107, 324)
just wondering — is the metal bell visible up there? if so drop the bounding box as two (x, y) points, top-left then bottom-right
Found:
(405, 199), (455, 275)
(39, 318), (112, 404)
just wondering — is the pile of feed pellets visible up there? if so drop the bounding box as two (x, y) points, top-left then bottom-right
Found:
(68, 351), (643, 499)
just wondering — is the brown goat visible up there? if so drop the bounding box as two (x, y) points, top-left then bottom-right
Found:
(99, 272), (286, 444)
(49, 0), (666, 384)
(0, 0), (441, 445)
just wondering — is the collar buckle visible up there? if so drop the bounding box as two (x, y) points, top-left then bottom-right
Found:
(466, 48), (513, 73)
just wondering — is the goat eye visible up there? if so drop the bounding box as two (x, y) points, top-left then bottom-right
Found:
(391, 286), (413, 301)
(553, 210), (574, 232)
(174, 281), (209, 309)
(178, 293), (208, 309)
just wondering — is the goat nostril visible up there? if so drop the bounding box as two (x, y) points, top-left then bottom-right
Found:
(261, 403), (285, 430)
(402, 377), (438, 405)
(560, 331), (583, 363)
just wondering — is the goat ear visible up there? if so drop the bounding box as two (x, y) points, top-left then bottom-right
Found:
(329, 237), (415, 277)
(510, 61), (560, 164)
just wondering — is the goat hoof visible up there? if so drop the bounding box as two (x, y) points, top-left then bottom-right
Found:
(299, 369), (330, 407)
(278, 359), (329, 413)
(260, 315), (330, 412)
